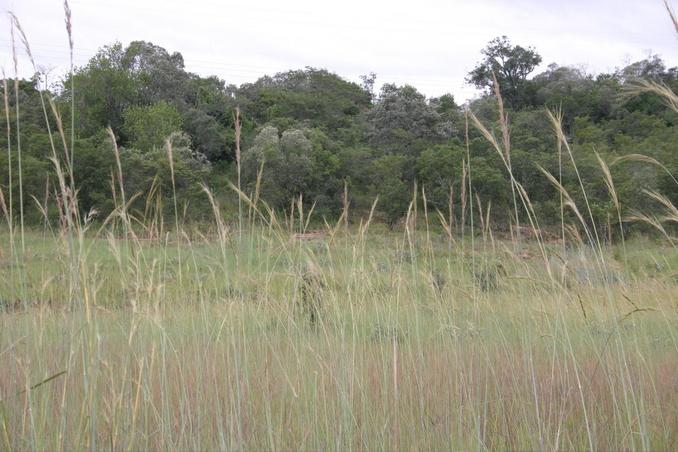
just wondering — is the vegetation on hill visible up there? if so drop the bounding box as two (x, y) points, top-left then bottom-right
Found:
(2, 34), (677, 236)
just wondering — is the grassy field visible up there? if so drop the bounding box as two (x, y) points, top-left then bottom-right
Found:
(2, 4), (677, 448)
(1, 225), (676, 450)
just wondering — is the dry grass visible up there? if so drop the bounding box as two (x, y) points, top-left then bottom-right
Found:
(2, 3), (678, 450)
(0, 235), (677, 451)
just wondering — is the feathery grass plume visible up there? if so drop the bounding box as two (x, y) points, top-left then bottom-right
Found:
(63, 0), (75, 167)
(11, 12), (79, 239)
(552, 107), (566, 249)
(359, 196), (379, 237)
(565, 223), (585, 247)
(165, 134), (180, 235)
(342, 179), (349, 230)
(421, 185), (433, 265)
(142, 175), (161, 231)
(485, 201), (492, 243)
(537, 164), (597, 246)
(234, 106), (242, 239)
(664, 0), (678, 35)
(595, 151), (627, 263)
(475, 192), (485, 233)
(404, 198), (416, 262)
(0, 185), (8, 225)
(251, 160), (264, 227)
(48, 96), (76, 194)
(8, 13), (36, 69)
(9, 17), (25, 252)
(63, 0), (73, 65)
(201, 184), (231, 266)
(448, 183), (455, 232)
(642, 189), (678, 220)
(469, 110), (551, 273)
(106, 127), (125, 207)
(10, 14), (74, 198)
(622, 78), (678, 112)
(0, 405), (9, 450)
(436, 208), (454, 244)
(165, 134), (183, 282)
(463, 109), (474, 270)
(29, 193), (49, 227)
(304, 201), (316, 233)
(491, 72), (510, 161)
(546, 108), (605, 262)
(412, 180), (418, 233)
(109, 170), (118, 209)
(297, 193), (304, 233)
(42, 175), (50, 232)
(45, 94), (79, 232)
(460, 159), (467, 241)
(106, 126), (131, 239)
(228, 180), (283, 238)
(491, 71), (520, 244)
(626, 209), (675, 246)
(611, 153), (678, 186)
(289, 196), (296, 234)
(642, 189), (678, 231)
(2, 71), (13, 249)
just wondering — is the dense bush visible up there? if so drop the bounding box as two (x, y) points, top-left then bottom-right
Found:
(1, 39), (676, 235)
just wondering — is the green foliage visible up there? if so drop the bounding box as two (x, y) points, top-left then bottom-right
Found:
(242, 126), (342, 215)
(237, 68), (371, 143)
(467, 36), (542, 109)
(64, 43), (138, 137)
(2, 38), (676, 232)
(369, 154), (410, 227)
(121, 133), (210, 217)
(122, 102), (183, 151)
(62, 41), (236, 163)
(366, 84), (448, 157)
(415, 144), (465, 210)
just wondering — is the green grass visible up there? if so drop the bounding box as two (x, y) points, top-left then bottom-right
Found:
(1, 228), (676, 450)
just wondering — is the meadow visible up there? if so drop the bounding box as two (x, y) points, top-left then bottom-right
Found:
(0, 218), (676, 450)
(2, 2), (678, 450)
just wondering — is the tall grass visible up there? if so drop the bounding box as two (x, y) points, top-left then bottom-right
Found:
(1, 4), (678, 451)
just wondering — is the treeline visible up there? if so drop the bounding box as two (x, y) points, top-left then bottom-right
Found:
(1, 37), (677, 233)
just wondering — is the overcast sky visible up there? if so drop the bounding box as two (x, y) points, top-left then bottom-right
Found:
(1, 0), (676, 101)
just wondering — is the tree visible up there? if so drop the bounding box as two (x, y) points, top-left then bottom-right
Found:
(122, 41), (189, 106)
(122, 101), (183, 151)
(415, 144), (465, 211)
(63, 43), (138, 137)
(430, 93), (462, 139)
(365, 84), (447, 158)
(370, 154), (410, 228)
(183, 76), (237, 162)
(120, 132), (211, 218)
(63, 41), (238, 162)
(237, 68), (371, 142)
(467, 36), (542, 108)
(242, 126), (313, 209)
(359, 72), (377, 101)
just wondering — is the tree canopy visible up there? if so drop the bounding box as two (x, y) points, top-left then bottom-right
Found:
(1, 37), (677, 237)
(467, 36), (542, 109)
